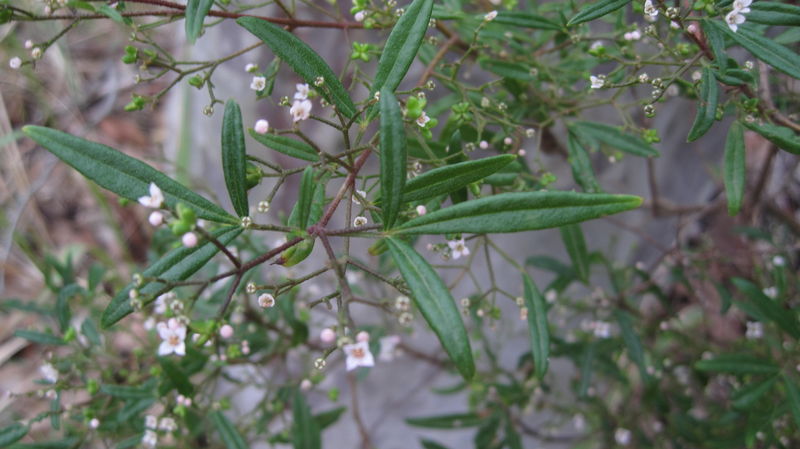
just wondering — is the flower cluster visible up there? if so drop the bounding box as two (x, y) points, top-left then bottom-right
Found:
(290, 83), (312, 122)
(725, 0), (752, 32)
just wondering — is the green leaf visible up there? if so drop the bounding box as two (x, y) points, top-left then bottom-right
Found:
(479, 59), (537, 81)
(292, 390), (321, 449)
(402, 155), (516, 203)
(55, 283), (81, 333)
(785, 374), (800, 429)
(210, 411), (251, 449)
(732, 277), (800, 339)
(522, 274), (549, 379)
(100, 380), (156, 399)
(614, 310), (649, 384)
(420, 440), (451, 449)
(101, 227), (242, 328)
(723, 121), (746, 216)
(742, 121), (800, 155)
(13, 329), (65, 346)
(570, 121), (659, 158)
(288, 167), (316, 229)
(396, 191), (642, 235)
(248, 130), (319, 162)
(23, 126), (235, 224)
(567, 0), (630, 26)
(702, 19), (728, 74)
(747, 2), (800, 26)
(731, 376), (777, 410)
(559, 224), (589, 283)
(9, 437), (79, 449)
(96, 4), (125, 23)
(158, 357), (194, 396)
(706, 19), (800, 79)
(405, 413), (483, 429)
(314, 407), (346, 430)
(184, 0), (214, 43)
(687, 67), (719, 142)
(493, 11), (562, 30)
(0, 423), (28, 447)
(566, 132), (601, 193)
(222, 100), (250, 217)
(236, 17), (356, 118)
(379, 89), (406, 230)
(386, 238), (475, 379)
(371, 0), (434, 95)
(80, 317), (102, 346)
(694, 354), (779, 375)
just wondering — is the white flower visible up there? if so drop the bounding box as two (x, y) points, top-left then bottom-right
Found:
(254, 119), (270, 134)
(9, 57), (22, 69)
(142, 429), (158, 448)
(639, 73), (650, 83)
(378, 335), (401, 361)
(157, 318), (187, 356)
(484, 10), (497, 21)
(145, 415), (158, 429)
(773, 255), (786, 267)
(159, 417), (177, 432)
(182, 232), (198, 248)
(725, 9), (746, 32)
(258, 293), (275, 308)
(294, 83), (310, 100)
(343, 340), (375, 371)
(745, 321), (763, 339)
(250, 76), (266, 91)
(353, 216), (368, 227)
(615, 427), (632, 445)
(415, 111), (431, 127)
(593, 321), (612, 338)
(31, 47), (42, 60)
(733, 0), (752, 13)
(154, 293), (170, 315)
(290, 99), (312, 122)
(573, 413), (586, 431)
(138, 182), (164, 208)
(643, 0), (658, 18)
(416, 205), (427, 216)
(354, 11), (366, 22)
(763, 286), (777, 298)
(40, 363), (58, 383)
(448, 238), (470, 260)
(89, 418), (100, 429)
(624, 30), (642, 41)
(395, 295), (410, 311)
(244, 63), (258, 73)
(219, 324), (234, 339)
(148, 211), (164, 227)
(589, 75), (606, 89)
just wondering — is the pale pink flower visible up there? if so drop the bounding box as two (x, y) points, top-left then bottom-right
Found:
(157, 318), (187, 356)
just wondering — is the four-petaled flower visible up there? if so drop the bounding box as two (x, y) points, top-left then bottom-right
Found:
(416, 111), (431, 127)
(449, 238), (470, 260)
(250, 76), (266, 91)
(157, 318), (187, 356)
(725, 9), (746, 32)
(138, 182), (164, 208)
(294, 83), (310, 100)
(290, 99), (312, 122)
(343, 340), (374, 371)
(589, 75), (606, 89)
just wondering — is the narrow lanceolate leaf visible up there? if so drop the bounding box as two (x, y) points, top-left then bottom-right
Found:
(566, 132), (600, 193)
(702, 19), (728, 73)
(522, 274), (549, 379)
(694, 354), (779, 375)
(248, 130), (319, 162)
(479, 59), (537, 81)
(784, 375), (800, 428)
(292, 390), (321, 449)
(379, 89), (406, 230)
(184, 0), (214, 43)
(23, 126), (234, 224)
(706, 19), (800, 79)
(687, 68), (719, 142)
(614, 310), (650, 384)
(288, 166), (316, 228)
(747, 2), (800, 27)
(386, 238), (475, 379)
(101, 227), (242, 328)
(371, 0), (434, 94)
(403, 155), (516, 203)
(724, 122), (745, 216)
(397, 191), (642, 235)
(731, 376), (778, 410)
(236, 17), (356, 118)
(210, 411), (251, 449)
(493, 11), (562, 31)
(222, 100), (249, 217)
(567, 0), (630, 26)
(405, 413), (484, 429)
(0, 423), (28, 447)
(559, 224), (590, 283)
(55, 283), (81, 332)
(742, 121), (800, 155)
(570, 121), (659, 158)
(732, 277), (800, 339)
(13, 330), (65, 346)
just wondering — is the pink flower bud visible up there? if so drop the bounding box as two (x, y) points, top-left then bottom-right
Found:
(356, 331), (370, 342)
(254, 119), (269, 134)
(479, 140), (489, 150)
(300, 379), (313, 391)
(320, 328), (336, 343)
(182, 232), (198, 248)
(219, 324), (234, 339)
(148, 211), (164, 226)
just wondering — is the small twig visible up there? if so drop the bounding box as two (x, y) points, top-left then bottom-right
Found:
(347, 373), (374, 449)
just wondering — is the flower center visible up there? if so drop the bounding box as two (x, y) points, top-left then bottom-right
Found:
(351, 348), (365, 359)
(168, 334), (181, 346)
